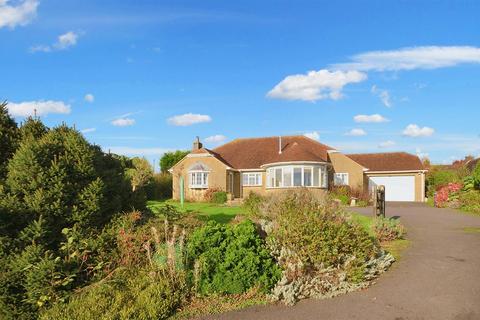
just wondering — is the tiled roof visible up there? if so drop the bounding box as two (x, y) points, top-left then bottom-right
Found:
(347, 152), (424, 171)
(211, 135), (334, 169)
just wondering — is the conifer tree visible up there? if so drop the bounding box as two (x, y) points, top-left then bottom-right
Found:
(0, 102), (18, 181)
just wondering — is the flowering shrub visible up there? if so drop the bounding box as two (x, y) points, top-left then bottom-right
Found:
(373, 217), (406, 242)
(434, 183), (462, 207)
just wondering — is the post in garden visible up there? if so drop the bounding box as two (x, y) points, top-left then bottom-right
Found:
(373, 185), (386, 217)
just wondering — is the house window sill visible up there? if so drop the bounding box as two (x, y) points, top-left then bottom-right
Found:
(265, 186), (327, 190)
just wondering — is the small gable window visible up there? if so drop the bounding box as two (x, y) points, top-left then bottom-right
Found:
(188, 162), (210, 189)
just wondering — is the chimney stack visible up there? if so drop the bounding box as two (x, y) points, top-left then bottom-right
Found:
(193, 136), (203, 151)
(278, 136), (282, 154)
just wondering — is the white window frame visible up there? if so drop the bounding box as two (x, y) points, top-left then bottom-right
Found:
(334, 173), (349, 186)
(242, 172), (262, 186)
(266, 164), (328, 189)
(189, 171), (209, 189)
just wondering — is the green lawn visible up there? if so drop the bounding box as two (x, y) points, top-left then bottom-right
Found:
(147, 200), (244, 224)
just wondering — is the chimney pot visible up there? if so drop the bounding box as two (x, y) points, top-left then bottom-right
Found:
(193, 136), (203, 151)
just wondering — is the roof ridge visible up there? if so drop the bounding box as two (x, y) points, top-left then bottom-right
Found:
(348, 151), (413, 156)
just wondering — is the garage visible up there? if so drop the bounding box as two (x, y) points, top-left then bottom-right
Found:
(368, 175), (416, 202)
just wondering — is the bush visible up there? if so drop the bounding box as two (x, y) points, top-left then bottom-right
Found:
(261, 190), (378, 282)
(146, 173), (173, 200)
(242, 192), (265, 216)
(212, 191), (228, 204)
(203, 187), (221, 202)
(459, 191), (480, 214)
(427, 168), (461, 197)
(40, 269), (186, 320)
(186, 220), (281, 295)
(373, 217), (406, 242)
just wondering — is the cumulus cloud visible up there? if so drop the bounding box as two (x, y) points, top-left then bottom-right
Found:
(345, 128), (367, 136)
(402, 124), (435, 137)
(167, 113), (211, 126)
(267, 69), (367, 101)
(30, 31), (80, 53)
(371, 85), (392, 107)
(378, 140), (396, 148)
(81, 127), (96, 133)
(0, 0), (38, 29)
(353, 114), (389, 123)
(111, 118), (135, 127)
(415, 147), (429, 159)
(334, 46), (480, 71)
(304, 131), (320, 141)
(205, 134), (227, 144)
(84, 93), (94, 103)
(7, 100), (71, 117)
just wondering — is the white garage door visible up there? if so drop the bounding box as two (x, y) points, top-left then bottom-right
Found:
(368, 175), (415, 202)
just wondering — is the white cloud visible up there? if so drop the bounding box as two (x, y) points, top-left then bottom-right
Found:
(378, 140), (396, 148)
(105, 146), (171, 157)
(415, 147), (429, 159)
(267, 69), (367, 101)
(345, 128), (367, 136)
(167, 113), (212, 126)
(111, 118), (135, 127)
(204, 134), (227, 144)
(84, 94), (94, 103)
(334, 46), (480, 71)
(402, 124), (434, 137)
(371, 85), (392, 107)
(81, 128), (96, 133)
(353, 114), (389, 123)
(304, 131), (320, 141)
(30, 31), (79, 53)
(7, 100), (71, 117)
(0, 0), (38, 29)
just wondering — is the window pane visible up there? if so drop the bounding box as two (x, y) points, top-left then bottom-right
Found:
(283, 167), (292, 187)
(320, 166), (328, 188)
(249, 175), (256, 186)
(313, 167), (319, 186)
(293, 167), (302, 186)
(267, 169), (273, 187)
(275, 168), (282, 187)
(243, 174), (248, 185)
(255, 173), (261, 185)
(304, 167), (312, 186)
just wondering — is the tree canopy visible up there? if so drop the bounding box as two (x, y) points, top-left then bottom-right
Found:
(0, 102), (19, 181)
(160, 150), (189, 173)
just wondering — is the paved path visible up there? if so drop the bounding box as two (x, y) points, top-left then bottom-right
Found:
(207, 203), (480, 320)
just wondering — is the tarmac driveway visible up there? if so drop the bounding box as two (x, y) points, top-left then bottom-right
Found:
(207, 203), (480, 320)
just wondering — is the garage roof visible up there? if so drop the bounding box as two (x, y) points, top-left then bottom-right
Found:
(347, 152), (424, 171)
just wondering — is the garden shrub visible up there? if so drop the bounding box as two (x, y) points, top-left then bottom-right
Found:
(427, 169), (461, 197)
(459, 191), (480, 214)
(261, 191), (377, 282)
(373, 217), (406, 242)
(186, 220), (281, 295)
(212, 191), (228, 204)
(242, 192), (265, 216)
(40, 269), (186, 320)
(146, 173), (173, 200)
(203, 187), (221, 202)
(434, 182), (462, 207)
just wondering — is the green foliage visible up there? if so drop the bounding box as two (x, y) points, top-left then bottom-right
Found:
(154, 204), (181, 220)
(262, 190), (378, 282)
(126, 157), (153, 192)
(0, 102), (19, 181)
(373, 217), (406, 242)
(146, 173), (173, 200)
(160, 150), (189, 173)
(211, 191), (227, 204)
(242, 192), (264, 216)
(19, 117), (48, 143)
(186, 220), (281, 295)
(473, 162), (480, 190)
(40, 270), (186, 320)
(426, 168), (460, 196)
(459, 190), (480, 214)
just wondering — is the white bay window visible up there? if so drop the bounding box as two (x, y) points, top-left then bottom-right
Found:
(266, 164), (328, 188)
(188, 162), (210, 189)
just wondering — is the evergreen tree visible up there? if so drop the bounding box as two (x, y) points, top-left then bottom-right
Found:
(19, 116), (48, 143)
(0, 102), (18, 181)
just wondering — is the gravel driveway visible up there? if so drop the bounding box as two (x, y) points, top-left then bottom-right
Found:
(205, 203), (480, 320)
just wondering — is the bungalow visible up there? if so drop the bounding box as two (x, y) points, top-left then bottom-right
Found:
(170, 135), (426, 202)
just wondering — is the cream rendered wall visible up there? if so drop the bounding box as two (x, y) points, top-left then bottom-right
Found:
(328, 152), (366, 191)
(171, 155), (228, 201)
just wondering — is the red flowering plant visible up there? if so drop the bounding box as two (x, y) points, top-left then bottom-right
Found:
(434, 182), (463, 207)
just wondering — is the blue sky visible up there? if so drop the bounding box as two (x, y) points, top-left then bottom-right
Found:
(1, 0), (480, 168)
